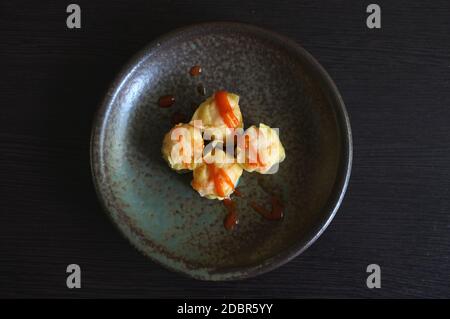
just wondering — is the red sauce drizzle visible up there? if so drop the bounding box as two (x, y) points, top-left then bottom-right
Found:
(234, 188), (242, 197)
(158, 95), (175, 108)
(207, 164), (235, 198)
(244, 132), (265, 167)
(250, 195), (284, 220)
(215, 90), (239, 128)
(189, 65), (202, 76)
(223, 199), (238, 230)
(205, 164), (239, 231)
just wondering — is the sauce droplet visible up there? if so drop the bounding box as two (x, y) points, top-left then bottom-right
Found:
(171, 111), (187, 125)
(223, 199), (238, 230)
(197, 83), (206, 96)
(189, 65), (202, 76)
(234, 188), (242, 197)
(250, 195), (284, 220)
(158, 95), (175, 108)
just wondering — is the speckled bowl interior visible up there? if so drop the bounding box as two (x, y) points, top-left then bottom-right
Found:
(91, 22), (352, 280)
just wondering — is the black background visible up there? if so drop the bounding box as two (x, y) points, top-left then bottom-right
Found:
(1, 0), (449, 298)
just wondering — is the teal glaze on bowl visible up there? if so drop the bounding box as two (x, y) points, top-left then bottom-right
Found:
(90, 22), (352, 280)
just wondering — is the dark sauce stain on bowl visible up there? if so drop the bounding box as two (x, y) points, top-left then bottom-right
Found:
(189, 65), (202, 76)
(197, 83), (206, 96)
(223, 198), (238, 230)
(158, 95), (175, 108)
(221, 186), (283, 231)
(171, 111), (187, 125)
(250, 195), (284, 220)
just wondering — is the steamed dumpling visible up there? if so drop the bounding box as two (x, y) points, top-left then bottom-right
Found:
(236, 123), (286, 174)
(191, 148), (243, 200)
(161, 123), (204, 171)
(190, 91), (243, 142)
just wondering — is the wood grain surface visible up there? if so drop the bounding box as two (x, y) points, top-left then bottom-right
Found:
(1, 0), (449, 298)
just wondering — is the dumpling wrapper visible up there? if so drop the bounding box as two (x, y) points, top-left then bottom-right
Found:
(190, 92), (243, 142)
(161, 123), (204, 172)
(236, 123), (286, 174)
(191, 148), (243, 200)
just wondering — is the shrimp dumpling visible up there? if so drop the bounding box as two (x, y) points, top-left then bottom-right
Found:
(191, 148), (243, 200)
(237, 123), (286, 174)
(191, 91), (243, 142)
(161, 123), (204, 172)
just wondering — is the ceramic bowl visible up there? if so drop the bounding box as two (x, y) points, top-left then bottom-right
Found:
(91, 22), (352, 280)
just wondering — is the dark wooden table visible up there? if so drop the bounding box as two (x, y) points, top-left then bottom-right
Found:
(1, 0), (449, 298)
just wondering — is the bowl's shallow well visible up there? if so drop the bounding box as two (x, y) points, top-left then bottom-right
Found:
(91, 22), (352, 280)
